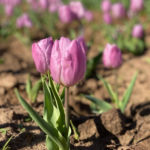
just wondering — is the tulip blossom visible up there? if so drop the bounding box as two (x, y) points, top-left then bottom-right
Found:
(69, 1), (85, 19)
(132, 24), (144, 39)
(130, 0), (143, 13)
(77, 36), (87, 54)
(102, 44), (122, 68)
(1, 0), (21, 16)
(103, 12), (112, 24)
(58, 5), (75, 23)
(16, 13), (32, 28)
(84, 11), (93, 22)
(32, 37), (53, 73)
(112, 3), (126, 19)
(101, 0), (111, 12)
(50, 37), (86, 87)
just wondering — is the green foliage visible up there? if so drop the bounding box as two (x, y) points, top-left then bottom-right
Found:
(86, 51), (102, 78)
(25, 75), (42, 103)
(15, 75), (70, 150)
(84, 73), (137, 114)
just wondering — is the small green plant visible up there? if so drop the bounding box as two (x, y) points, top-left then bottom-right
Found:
(84, 72), (138, 113)
(25, 75), (42, 103)
(1, 128), (25, 150)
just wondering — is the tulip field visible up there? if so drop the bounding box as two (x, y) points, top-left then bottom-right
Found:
(1, 0), (150, 149)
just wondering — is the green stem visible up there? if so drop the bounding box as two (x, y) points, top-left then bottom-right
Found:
(65, 87), (69, 130)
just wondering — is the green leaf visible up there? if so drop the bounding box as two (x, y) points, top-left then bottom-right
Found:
(25, 75), (32, 100)
(46, 136), (59, 150)
(84, 95), (112, 113)
(70, 120), (79, 141)
(31, 79), (42, 103)
(15, 89), (68, 150)
(98, 76), (118, 103)
(85, 51), (102, 78)
(43, 81), (60, 128)
(2, 135), (13, 150)
(120, 72), (138, 113)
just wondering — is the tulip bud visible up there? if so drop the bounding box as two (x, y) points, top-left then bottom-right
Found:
(69, 1), (85, 19)
(130, 0), (143, 13)
(102, 44), (122, 68)
(58, 5), (75, 23)
(32, 37), (53, 73)
(50, 37), (86, 87)
(132, 24), (144, 39)
(5, 5), (14, 16)
(112, 3), (126, 19)
(101, 0), (111, 12)
(16, 13), (32, 28)
(84, 11), (93, 22)
(103, 12), (112, 24)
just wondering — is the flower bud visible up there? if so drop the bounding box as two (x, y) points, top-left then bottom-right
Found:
(5, 5), (14, 16)
(32, 37), (53, 73)
(84, 11), (93, 22)
(16, 13), (32, 28)
(102, 44), (122, 68)
(69, 1), (85, 19)
(103, 12), (112, 24)
(132, 24), (144, 39)
(112, 3), (126, 19)
(50, 37), (86, 87)
(130, 0), (143, 13)
(58, 5), (75, 23)
(101, 0), (111, 12)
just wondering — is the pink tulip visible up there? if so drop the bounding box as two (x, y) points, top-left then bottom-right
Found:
(102, 44), (122, 68)
(77, 36), (87, 54)
(132, 24), (144, 39)
(39, 0), (49, 10)
(58, 5), (75, 23)
(16, 13), (32, 28)
(48, 0), (62, 12)
(69, 1), (85, 19)
(32, 37), (53, 73)
(101, 0), (111, 12)
(112, 3), (126, 19)
(4, 4), (14, 16)
(84, 11), (93, 22)
(50, 37), (86, 87)
(103, 12), (112, 24)
(130, 0), (143, 12)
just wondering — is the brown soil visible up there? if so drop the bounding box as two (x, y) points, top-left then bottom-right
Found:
(1, 13), (150, 150)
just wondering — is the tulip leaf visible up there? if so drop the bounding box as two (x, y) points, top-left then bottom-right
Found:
(26, 75), (32, 99)
(31, 79), (42, 103)
(49, 78), (68, 139)
(84, 95), (112, 113)
(15, 89), (67, 150)
(98, 76), (118, 103)
(43, 81), (60, 129)
(120, 72), (138, 113)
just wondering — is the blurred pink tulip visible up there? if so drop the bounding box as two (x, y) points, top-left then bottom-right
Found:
(130, 0), (143, 12)
(103, 12), (112, 24)
(101, 0), (111, 12)
(16, 13), (32, 28)
(70, 1), (85, 19)
(32, 37), (53, 74)
(102, 44), (122, 68)
(132, 24), (144, 39)
(112, 3), (126, 19)
(84, 11), (93, 22)
(5, 5), (14, 16)
(50, 37), (86, 87)
(58, 5), (75, 23)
